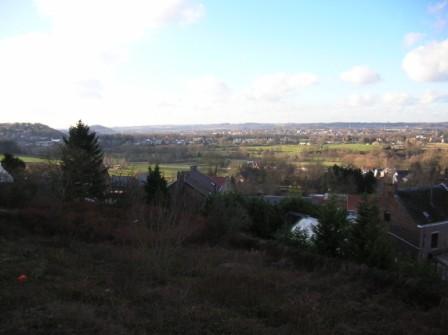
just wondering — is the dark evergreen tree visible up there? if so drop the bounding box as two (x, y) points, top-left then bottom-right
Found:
(0, 154), (37, 207)
(349, 196), (393, 269)
(145, 164), (168, 205)
(244, 197), (282, 238)
(326, 165), (376, 194)
(313, 198), (350, 257)
(1, 153), (26, 178)
(203, 192), (250, 243)
(362, 171), (377, 193)
(61, 120), (108, 200)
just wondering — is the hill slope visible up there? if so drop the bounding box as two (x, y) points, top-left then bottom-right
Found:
(0, 207), (446, 334)
(0, 123), (63, 143)
(90, 125), (117, 135)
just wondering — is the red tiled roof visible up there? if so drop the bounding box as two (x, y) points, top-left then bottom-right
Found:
(209, 176), (226, 187)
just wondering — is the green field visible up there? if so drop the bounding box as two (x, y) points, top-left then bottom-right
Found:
(244, 144), (309, 154)
(1, 143), (380, 179)
(244, 143), (379, 155)
(109, 162), (198, 179)
(323, 143), (380, 152)
(0, 155), (51, 164)
(108, 162), (233, 180)
(426, 143), (448, 150)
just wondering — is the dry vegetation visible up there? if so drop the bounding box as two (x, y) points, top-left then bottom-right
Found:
(1, 204), (447, 335)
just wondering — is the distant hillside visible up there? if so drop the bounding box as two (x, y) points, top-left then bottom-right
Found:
(0, 123), (63, 143)
(90, 125), (117, 135)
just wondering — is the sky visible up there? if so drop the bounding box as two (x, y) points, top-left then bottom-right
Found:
(0, 0), (448, 128)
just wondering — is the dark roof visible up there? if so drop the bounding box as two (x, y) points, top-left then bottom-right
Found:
(395, 170), (410, 177)
(184, 169), (219, 196)
(396, 184), (448, 225)
(110, 176), (137, 188)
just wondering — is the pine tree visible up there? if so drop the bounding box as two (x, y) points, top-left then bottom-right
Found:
(313, 198), (350, 257)
(349, 196), (393, 269)
(145, 164), (168, 205)
(61, 120), (108, 200)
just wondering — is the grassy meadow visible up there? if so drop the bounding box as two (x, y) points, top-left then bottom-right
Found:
(0, 155), (51, 164)
(3, 143), (386, 180)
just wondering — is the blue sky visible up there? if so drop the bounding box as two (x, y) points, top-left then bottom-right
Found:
(0, 0), (447, 127)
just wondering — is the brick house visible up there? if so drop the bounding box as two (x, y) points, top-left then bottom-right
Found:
(382, 183), (448, 270)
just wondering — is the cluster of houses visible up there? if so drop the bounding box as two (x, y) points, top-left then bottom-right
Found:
(134, 136), (217, 146)
(2, 161), (448, 276)
(163, 166), (448, 275)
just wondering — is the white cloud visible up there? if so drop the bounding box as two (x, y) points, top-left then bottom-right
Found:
(35, 0), (204, 45)
(346, 93), (378, 107)
(402, 39), (448, 82)
(345, 92), (417, 108)
(403, 32), (425, 48)
(184, 76), (231, 106)
(340, 66), (381, 85)
(0, 0), (205, 126)
(382, 92), (416, 106)
(246, 73), (318, 101)
(420, 90), (448, 104)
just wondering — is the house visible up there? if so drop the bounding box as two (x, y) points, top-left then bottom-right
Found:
(107, 175), (146, 202)
(0, 165), (13, 183)
(169, 166), (234, 208)
(382, 183), (448, 271)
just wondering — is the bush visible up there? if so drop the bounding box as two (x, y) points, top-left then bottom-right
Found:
(203, 193), (251, 243)
(275, 223), (311, 249)
(0, 179), (37, 208)
(245, 198), (282, 238)
(313, 199), (350, 257)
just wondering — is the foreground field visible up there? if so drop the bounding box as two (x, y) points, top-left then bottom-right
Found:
(0, 208), (447, 334)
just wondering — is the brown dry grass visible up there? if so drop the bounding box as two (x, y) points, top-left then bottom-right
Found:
(0, 205), (447, 334)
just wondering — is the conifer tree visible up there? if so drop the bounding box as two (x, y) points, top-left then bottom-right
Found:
(313, 198), (350, 257)
(145, 164), (168, 205)
(61, 120), (108, 200)
(349, 196), (393, 269)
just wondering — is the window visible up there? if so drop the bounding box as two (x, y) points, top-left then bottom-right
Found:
(431, 232), (439, 249)
(383, 211), (391, 222)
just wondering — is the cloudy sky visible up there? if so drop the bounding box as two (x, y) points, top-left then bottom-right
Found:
(0, 0), (448, 128)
